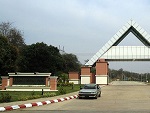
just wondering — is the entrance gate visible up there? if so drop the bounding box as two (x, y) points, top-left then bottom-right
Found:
(80, 20), (150, 85)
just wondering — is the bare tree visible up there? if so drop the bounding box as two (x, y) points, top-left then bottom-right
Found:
(0, 22), (25, 48)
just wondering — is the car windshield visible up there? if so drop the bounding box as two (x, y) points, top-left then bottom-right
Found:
(83, 84), (96, 89)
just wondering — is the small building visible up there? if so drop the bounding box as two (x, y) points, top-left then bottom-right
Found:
(69, 72), (80, 84)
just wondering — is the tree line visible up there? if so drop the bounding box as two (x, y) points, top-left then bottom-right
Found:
(109, 68), (150, 82)
(0, 22), (81, 77)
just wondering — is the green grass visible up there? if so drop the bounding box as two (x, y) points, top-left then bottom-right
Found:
(0, 84), (81, 103)
(60, 84), (81, 93)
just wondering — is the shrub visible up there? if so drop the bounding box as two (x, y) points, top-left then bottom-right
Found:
(58, 82), (74, 87)
(31, 91), (35, 96)
(18, 96), (29, 101)
(0, 93), (11, 102)
(18, 92), (57, 101)
(58, 85), (66, 95)
(43, 92), (56, 97)
(18, 94), (42, 101)
(32, 95), (41, 99)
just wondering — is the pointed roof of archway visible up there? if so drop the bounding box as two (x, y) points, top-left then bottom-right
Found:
(85, 20), (150, 66)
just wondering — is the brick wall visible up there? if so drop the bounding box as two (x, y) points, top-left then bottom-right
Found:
(69, 72), (79, 79)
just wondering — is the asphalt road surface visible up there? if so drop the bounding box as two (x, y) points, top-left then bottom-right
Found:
(6, 81), (150, 113)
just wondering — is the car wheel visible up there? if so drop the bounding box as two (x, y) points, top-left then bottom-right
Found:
(99, 92), (101, 97)
(78, 97), (82, 99)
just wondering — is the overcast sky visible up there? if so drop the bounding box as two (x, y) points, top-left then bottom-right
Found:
(0, 0), (150, 73)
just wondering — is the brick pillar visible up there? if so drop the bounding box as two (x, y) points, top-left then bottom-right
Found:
(9, 76), (13, 86)
(96, 59), (108, 75)
(80, 66), (92, 84)
(95, 59), (109, 85)
(50, 76), (58, 90)
(81, 66), (91, 75)
(69, 72), (80, 84)
(90, 73), (95, 83)
(1, 76), (9, 90)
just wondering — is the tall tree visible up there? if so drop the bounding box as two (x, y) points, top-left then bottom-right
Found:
(0, 22), (25, 48)
(18, 42), (64, 74)
(0, 35), (18, 76)
(62, 53), (81, 72)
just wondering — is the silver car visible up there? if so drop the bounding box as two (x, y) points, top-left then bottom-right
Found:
(78, 84), (101, 99)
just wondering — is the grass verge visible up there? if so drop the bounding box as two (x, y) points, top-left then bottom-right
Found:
(0, 84), (81, 103)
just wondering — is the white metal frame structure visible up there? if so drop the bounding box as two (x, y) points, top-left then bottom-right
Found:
(85, 20), (150, 66)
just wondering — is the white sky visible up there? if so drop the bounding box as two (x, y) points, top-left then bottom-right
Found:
(0, 0), (150, 73)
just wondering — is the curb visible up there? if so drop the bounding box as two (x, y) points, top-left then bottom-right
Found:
(0, 95), (78, 112)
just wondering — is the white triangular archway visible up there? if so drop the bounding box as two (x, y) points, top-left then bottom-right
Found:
(85, 20), (150, 66)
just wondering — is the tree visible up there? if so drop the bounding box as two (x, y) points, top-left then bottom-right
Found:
(58, 73), (68, 83)
(0, 35), (19, 76)
(0, 22), (25, 48)
(62, 53), (81, 72)
(17, 42), (64, 74)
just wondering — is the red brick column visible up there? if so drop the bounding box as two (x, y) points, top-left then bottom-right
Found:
(9, 76), (13, 86)
(96, 59), (108, 75)
(81, 66), (91, 75)
(80, 66), (92, 84)
(1, 76), (9, 90)
(69, 72), (80, 84)
(90, 73), (95, 83)
(50, 76), (58, 90)
(69, 72), (79, 79)
(95, 59), (109, 85)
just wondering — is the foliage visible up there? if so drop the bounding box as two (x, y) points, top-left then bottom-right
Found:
(17, 42), (81, 74)
(18, 95), (41, 101)
(57, 82), (74, 87)
(17, 42), (64, 73)
(58, 84), (81, 94)
(57, 73), (69, 84)
(57, 82), (75, 94)
(0, 93), (11, 103)
(0, 21), (25, 76)
(0, 22), (25, 48)
(62, 53), (81, 73)
(0, 35), (19, 76)
(0, 85), (81, 103)
(91, 67), (96, 74)
(58, 85), (67, 95)
(18, 92), (56, 101)
(43, 92), (56, 97)
(109, 68), (150, 82)
(31, 91), (35, 96)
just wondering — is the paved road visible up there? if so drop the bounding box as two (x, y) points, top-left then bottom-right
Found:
(110, 81), (147, 85)
(6, 81), (150, 113)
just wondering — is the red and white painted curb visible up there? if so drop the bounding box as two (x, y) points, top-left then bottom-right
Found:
(0, 95), (78, 112)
